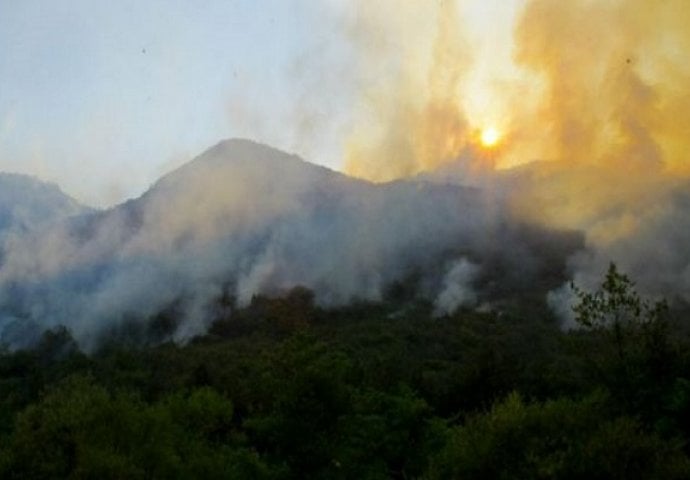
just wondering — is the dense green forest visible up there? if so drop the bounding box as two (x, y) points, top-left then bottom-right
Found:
(2, 265), (690, 479)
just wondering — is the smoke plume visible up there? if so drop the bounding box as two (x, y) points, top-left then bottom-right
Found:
(1, 0), (689, 346)
(0, 139), (580, 349)
(343, 1), (476, 181)
(335, 0), (690, 321)
(433, 258), (479, 317)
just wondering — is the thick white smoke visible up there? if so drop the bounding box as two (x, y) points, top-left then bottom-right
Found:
(433, 258), (479, 317)
(546, 185), (690, 323)
(430, 160), (690, 326)
(0, 139), (579, 349)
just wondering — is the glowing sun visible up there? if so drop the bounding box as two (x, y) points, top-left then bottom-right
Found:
(480, 127), (500, 148)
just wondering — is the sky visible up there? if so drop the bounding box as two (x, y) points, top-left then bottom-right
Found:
(0, 0), (524, 207)
(1, 0), (690, 343)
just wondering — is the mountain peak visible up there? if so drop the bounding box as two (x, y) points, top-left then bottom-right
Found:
(194, 138), (337, 177)
(0, 138), (587, 349)
(208, 137), (298, 157)
(0, 172), (89, 233)
(145, 138), (356, 204)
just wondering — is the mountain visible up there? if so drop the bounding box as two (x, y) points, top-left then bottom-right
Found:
(0, 173), (89, 236)
(0, 139), (582, 349)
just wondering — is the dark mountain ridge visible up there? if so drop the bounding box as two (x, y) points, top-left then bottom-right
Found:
(0, 139), (583, 349)
(0, 172), (89, 234)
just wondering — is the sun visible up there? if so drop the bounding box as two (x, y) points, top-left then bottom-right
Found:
(480, 127), (500, 148)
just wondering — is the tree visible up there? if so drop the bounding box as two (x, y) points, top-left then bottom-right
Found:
(0, 376), (278, 479)
(425, 392), (690, 480)
(571, 263), (668, 361)
(570, 263), (677, 419)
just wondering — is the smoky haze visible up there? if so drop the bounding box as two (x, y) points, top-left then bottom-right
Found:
(0, 139), (581, 350)
(1, 0), (689, 348)
(335, 0), (690, 323)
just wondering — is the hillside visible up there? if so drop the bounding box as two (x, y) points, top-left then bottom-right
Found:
(0, 139), (582, 349)
(0, 173), (88, 236)
(0, 140), (688, 479)
(1, 264), (689, 478)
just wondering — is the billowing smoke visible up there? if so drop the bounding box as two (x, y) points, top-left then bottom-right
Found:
(433, 258), (479, 317)
(332, 0), (690, 323)
(343, 0), (476, 181)
(1, 0), (689, 347)
(509, 0), (690, 316)
(340, 0), (690, 180)
(0, 140), (579, 349)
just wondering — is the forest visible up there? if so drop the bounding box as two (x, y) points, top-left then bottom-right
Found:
(1, 264), (690, 479)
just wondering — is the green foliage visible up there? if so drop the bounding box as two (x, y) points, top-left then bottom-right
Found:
(0, 264), (689, 478)
(571, 263), (670, 361)
(572, 263), (642, 329)
(427, 391), (690, 479)
(0, 376), (278, 479)
(570, 263), (681, 421)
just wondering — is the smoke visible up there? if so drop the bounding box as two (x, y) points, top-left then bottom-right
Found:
(513, 0), (690, 171)
(343, 1), (476, 181)
(0, 139), (580, 349)
(433, 258), (479, 317)
(509, 0), (690, 317)
(330, 0), (690, 323)
(1, 1), (689, 345)
(339, 0), (689, 179)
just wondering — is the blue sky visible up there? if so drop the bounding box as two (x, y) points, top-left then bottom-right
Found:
(0, 0), (522, 207)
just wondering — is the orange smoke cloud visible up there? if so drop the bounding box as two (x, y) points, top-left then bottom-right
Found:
(512, 0), (690, 170)
(343, 1), (475, 181)
(505, 0), (690, 232)
(343, 0), (690, 183)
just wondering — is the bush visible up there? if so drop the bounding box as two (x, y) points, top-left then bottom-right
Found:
(0, 376), (278, 479)
(426, 392), (690, 479)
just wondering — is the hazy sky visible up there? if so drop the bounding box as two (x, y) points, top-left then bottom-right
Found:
(0, 0), (523, 207)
